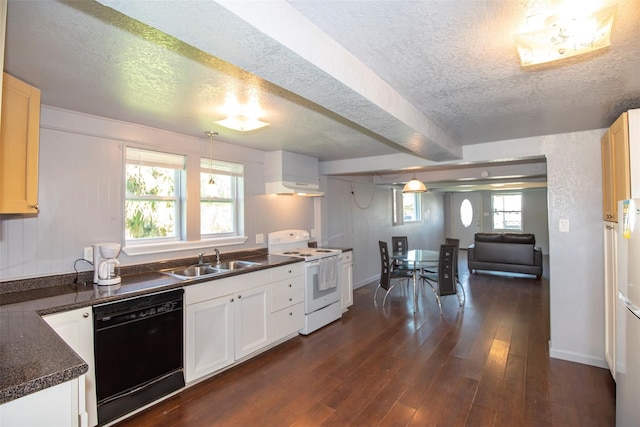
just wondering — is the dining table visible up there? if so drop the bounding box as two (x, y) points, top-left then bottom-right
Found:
(392, 249), (439, 312)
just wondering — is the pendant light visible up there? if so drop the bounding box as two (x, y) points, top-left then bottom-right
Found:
(402, 174), (427, 193)
(204, 131), (218, 185)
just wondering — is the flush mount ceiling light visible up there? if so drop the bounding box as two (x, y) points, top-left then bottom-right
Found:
(514, 4), (618, 67)
(215, 115), (269, 132)
(215, 92), (270, 132)
(402, 175), (427, 193)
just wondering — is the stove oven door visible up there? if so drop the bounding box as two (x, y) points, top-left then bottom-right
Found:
(305, 256), (341, 314)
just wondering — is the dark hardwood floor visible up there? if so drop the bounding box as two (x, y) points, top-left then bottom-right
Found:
(116, 259), (615, 426)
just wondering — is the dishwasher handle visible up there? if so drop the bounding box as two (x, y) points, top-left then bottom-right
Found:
(94, 289), (184, 329)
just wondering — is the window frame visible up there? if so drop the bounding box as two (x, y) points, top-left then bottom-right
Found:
(200, 158), (244, 239)
(122, 146), (247, 256)
(491, 192), (523, 231)
(124, 147), (185, 245)
(392, 188), (422, 225)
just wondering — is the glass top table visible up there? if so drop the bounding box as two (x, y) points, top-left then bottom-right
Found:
(392, 249), (439, 312)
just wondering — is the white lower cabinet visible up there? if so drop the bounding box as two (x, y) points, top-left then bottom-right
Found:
(341, 251), (353, 311)
(271, 272), (305, 341)
(235, 284), (271, 359)
(0, 376), (82, 427)
(604, 221), (617, 378)
(185, 295), (235, 383)
(185, 264), (304, 384)
(43, 307), (96, 427)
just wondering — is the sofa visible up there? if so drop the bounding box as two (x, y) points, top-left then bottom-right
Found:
(467, 232), (543, 280)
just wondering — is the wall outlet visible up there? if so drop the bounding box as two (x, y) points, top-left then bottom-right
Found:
(559, 219), (570, 233)
(256, 233), (264, 244)
(84, 246), (93, 262)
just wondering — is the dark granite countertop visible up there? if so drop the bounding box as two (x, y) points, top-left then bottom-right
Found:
(0, 253), (302, 405)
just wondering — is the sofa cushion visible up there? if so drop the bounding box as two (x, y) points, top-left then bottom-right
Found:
(473, 241), (535, 265)
(474, 233), (504, 243)
(503, 233), (536, 244)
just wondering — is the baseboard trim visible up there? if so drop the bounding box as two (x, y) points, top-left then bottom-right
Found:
(354, 275), (379, 289)
(549, 342), (608, 369)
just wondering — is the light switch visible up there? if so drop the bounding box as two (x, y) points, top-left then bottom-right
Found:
(256, 233), (264, 244)
(559, 219), (570, 232)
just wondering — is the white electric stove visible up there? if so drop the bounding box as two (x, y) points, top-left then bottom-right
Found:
(268, 230), (342, 334)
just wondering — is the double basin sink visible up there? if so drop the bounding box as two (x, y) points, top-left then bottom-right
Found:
(164, 260), (261, 280)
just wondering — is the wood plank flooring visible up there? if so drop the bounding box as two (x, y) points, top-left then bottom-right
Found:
(115, 261), (615, 426)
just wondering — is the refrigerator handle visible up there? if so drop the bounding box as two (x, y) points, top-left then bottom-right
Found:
(619, 290), (640, 320)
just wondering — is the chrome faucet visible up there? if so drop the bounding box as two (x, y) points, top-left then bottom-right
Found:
(197, 252), (206, 265)
(214, 248), (221, 265)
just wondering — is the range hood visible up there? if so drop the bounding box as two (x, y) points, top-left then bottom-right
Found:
(264, 150), (324, 196)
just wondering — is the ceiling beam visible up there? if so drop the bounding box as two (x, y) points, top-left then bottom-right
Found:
(97, 0), (462, 161)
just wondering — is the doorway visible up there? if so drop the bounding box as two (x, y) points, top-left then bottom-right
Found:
(451, 193), (482, 248)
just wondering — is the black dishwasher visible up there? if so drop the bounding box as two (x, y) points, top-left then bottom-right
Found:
(93, 288), (185, 425)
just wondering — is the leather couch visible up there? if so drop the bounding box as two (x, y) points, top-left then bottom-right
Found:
(467, 233), (543, 280)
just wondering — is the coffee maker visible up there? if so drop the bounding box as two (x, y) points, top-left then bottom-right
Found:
(93, 243), (122, 286)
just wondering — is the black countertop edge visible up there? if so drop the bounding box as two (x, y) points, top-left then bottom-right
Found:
(0, 253), (303, 405)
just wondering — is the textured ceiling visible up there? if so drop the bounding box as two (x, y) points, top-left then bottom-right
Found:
(4, 0), (640, 168)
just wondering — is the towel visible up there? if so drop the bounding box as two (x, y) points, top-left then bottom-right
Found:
(318, 257), (339, 291)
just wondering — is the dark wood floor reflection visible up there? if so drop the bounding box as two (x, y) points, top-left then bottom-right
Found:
(116, 264), (615, 426)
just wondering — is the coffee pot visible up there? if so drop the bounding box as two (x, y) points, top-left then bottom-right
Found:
(93, 243), (122, 286)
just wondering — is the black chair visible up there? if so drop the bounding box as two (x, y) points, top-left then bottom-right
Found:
(374, 241), (411, 307)
(419, 244), (465, 315)
(391, 236), (412, 272)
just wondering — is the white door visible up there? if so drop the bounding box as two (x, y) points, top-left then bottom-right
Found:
(452, 192), (482, 248)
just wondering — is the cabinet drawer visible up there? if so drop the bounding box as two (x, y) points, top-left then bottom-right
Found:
(271, 263), (304, 282)
(271, 286), (304, 312)
(272, 302), (304, 341)
(271, 276), (303, 297)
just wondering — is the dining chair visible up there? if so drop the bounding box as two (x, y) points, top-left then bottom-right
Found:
(419, 244), (465, 315)
(444, 237), (465, 300)
(374, 241), (411, 307)
(391, 236), (412, 272)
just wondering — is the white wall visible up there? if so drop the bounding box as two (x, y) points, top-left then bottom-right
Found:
(325, 177), (445, 288)
(0, 107), (316, 281)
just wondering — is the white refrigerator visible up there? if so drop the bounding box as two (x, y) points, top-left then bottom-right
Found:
(616, 199), (640, 426)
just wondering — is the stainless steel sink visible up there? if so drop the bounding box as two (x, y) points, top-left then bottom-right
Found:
(162, 260), (260, 280)
(214, 260), (261, 270)
(163, 265), (227, 279)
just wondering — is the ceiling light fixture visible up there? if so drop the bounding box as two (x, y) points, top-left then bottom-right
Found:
(402, 175), (427, 193)
(215, 115), (269, 132)
(204, 131), (218, 185)
(514, 4), (617, 67)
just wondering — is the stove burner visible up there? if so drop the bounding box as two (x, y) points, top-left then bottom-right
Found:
(283, 251), (300, 255)
(315, 249), (332, 253)
(299, 253), (313, 257)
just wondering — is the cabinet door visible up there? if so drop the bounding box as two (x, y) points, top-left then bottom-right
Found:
(44, 308), (95, 427)
(341, 253), (353, 311)
(612, 112), (630, 219)
(235, 284), (271, 359)
(0, 378), (80, 427)
(0, 72), (41, 214)
(602, 130), (615, 221)
(185, 295), (234, 383)
(604, 222), (618, 378)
